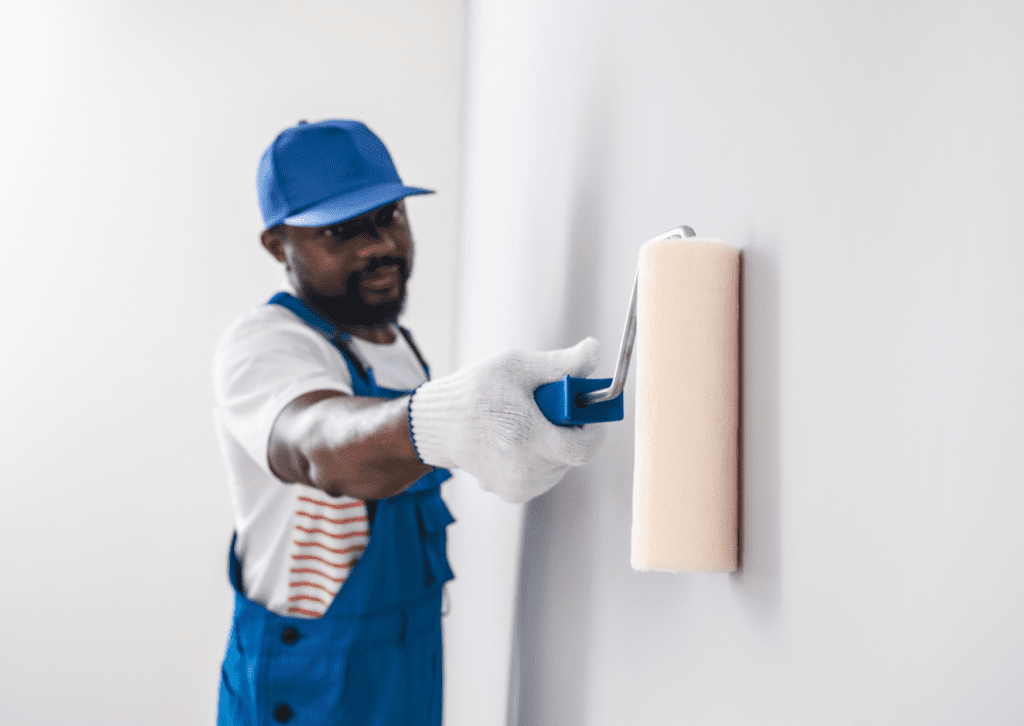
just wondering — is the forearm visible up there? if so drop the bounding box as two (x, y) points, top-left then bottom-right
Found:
(268, 391), (433, 499)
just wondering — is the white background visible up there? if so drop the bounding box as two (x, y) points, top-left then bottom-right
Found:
(4, 2), (1024, 725)
(0, 2), (463, 723)
(458, 1), (1024, 724)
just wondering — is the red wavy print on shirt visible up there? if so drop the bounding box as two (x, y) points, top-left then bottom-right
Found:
(296, 510), (369, 525)
(291, 551), (364, 568)
(289, 580), (338, 596)
(287, 606), (323, 617)
(288, 496), (369, 618)
(294, 525), (370, 540)
(292, 540), (368, 555)
(297, 495), (365, 510)
(288, 594), (328, 605)
(290, 567), (348, 582)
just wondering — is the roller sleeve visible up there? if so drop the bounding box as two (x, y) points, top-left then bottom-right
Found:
(631, 238), (740, 573)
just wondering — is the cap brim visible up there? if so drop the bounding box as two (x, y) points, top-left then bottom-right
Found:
(283, 183), (434, 227)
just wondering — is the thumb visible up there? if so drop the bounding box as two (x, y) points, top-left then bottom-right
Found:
(528, 337), (601, 384)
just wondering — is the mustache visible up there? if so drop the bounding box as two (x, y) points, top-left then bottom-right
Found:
(359, 256), (408, 277)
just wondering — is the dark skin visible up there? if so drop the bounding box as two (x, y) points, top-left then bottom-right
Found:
(259, 200), (433, 499)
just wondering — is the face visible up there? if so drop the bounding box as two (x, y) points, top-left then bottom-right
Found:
(262, 201), (414, 327)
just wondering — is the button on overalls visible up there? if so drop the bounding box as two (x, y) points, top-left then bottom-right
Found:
(218, 292), (455, 726)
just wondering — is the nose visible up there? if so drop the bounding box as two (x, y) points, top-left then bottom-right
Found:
(357, 227), (399, 258)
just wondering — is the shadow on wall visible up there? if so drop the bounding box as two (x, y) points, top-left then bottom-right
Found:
(731, 238), (783, 626)
(512, 107), (607, 725)
(514, 467), (597, 726)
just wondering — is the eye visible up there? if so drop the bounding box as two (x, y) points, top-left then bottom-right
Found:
(321, 222), (364, 242)
(376, 204), (400, 227)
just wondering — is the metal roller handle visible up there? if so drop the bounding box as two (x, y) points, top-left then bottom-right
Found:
(575, 225), (696, 407)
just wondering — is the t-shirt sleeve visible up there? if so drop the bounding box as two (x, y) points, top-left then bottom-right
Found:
(213, 309), (354, 477)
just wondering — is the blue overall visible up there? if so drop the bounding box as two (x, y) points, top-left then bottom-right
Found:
(218, 292), (454, 726)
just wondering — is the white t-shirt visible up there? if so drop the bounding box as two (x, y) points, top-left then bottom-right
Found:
(213, 302), (428, 618)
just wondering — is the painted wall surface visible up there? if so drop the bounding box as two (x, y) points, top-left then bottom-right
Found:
(457, 2), (1024, 724)
(0, 2), (462, 723)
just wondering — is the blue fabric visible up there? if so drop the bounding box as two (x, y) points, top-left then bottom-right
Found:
(218, 293), (454, 725)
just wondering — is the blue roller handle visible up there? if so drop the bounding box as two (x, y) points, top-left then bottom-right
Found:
(533, 376), (624, 426)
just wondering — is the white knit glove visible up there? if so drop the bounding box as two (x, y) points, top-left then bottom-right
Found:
(409, 338), (607, 503)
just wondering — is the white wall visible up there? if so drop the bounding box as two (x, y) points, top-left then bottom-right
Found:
(0, 3), (462, 723)
(458, 2), (1024, 724)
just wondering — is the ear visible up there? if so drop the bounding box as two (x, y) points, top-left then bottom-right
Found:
(260, 227), (289, 264)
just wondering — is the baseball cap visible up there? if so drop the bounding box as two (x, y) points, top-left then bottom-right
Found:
(257, 119), (433, 230)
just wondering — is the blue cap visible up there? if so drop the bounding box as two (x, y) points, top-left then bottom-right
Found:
(257, 119), (433, 229)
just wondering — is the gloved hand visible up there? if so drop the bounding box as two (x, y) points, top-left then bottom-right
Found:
(408, 338), (607, 503)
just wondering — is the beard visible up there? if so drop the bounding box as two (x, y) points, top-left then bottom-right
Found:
(304, 256), (409, 327)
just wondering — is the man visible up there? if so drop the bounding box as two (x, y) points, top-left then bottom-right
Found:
(214, 119), (603, 725)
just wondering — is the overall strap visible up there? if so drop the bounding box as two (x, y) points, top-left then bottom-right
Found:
(267, 291), (336, 338)
(266, 292), (373, 387)
(397, 326), (431, 380)
(332, 335), (372, 387)
(228, 532), (245, 595)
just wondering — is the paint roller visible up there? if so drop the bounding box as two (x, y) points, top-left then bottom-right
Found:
(534, 226), (740, 573)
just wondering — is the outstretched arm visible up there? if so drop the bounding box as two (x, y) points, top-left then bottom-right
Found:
(266, 337), (608, 504)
